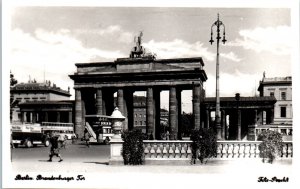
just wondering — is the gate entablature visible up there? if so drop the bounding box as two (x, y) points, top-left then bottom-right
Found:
(70, 57), (207, 89)
(69, 57), (207, 139)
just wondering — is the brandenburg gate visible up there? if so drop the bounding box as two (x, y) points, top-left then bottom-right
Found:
(69, 56), (207, 139)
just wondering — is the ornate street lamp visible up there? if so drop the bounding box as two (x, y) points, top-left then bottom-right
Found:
(110, 107), (125, 139)
(210, 13), (227, 140)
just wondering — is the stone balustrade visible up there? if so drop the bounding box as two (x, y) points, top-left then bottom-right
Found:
(143, 140), (293, 160)
(110, 140), (292, 165)
(143, 140), (192, 159)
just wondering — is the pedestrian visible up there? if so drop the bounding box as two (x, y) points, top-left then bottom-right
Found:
(48, 133), (63, 162)
(84, 128), (91, 147)
(166, 130), (170, 140)
(149, 132), (154, 140)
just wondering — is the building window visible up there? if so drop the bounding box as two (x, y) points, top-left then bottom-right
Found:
(139, 114), (142, 118)
(281, 92), (286, 100)
(280, 107), (286, 118)
(134, 114), (137, 118)
(140, 121), (143, 125)
(135, 121), (137, 125)
(270, 92), (274, 97)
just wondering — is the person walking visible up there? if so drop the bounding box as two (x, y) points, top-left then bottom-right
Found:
(166, 130), (170, 140)
(48, 133), (63, 162)
(84, 128), (91, 147)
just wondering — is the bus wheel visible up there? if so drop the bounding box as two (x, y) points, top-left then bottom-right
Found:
(44, 139), (50, 147)
(13, 144), (19, 148)
(104, 137), (110, 145)
(24, 139), (33, 148)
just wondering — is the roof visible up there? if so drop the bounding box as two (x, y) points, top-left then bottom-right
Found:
(258, 76), (292, 91)
(10, 82), (71, 97)
(18, 100), (74, 106)
(204, 96), (277, 102)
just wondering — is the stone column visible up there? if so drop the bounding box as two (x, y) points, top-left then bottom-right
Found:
(237, 109), (241, 141)
(21, 112), (24, 123)
(103, 89), (114, 116)
(177, 88), (182, 139)
(117, 89), (128, 131)
(254, 109), (257, 125)
(154, 89), (161, 139)
(30, 112), (33, 123)
(269, 109), (274, 124)
(75, 89), (83, 138)
(32, 112), (37, 123)
(68, 111), (72, 123)
(45, 112), (48, 122)
(56, 112), (61, 122)
(169, 87), (178, 140)
(96, 89), (103, 115)
(146, 87), (155, 137)
(82, 99), (86, 127)
(221, 110), (226, 140)
(125, 89), (134, 131)
(205, 110), (210, 129)
(193, 84), (201, 130)
(247, 109), (257, 141)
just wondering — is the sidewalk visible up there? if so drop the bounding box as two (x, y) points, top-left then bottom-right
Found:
(8, 159), (294, 189)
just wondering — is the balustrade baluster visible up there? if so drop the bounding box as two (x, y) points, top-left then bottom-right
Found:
(181, 143), (187, 158)
(156, 143), (163, 158)
(150, 143), (155, 158)
(171, 143), (177, 158)
(217, 143), (222, 158)
(239, 144), (245, 158)
(145, 143), (151, 158)
(289, 144), (293, 158)
(227, 144), (233, 158)
(175, 143), (181, 158)
(187, 143), (192, 159)
(247, 144), (251, 158)
(282, 144), (287, 158)
(163, 143), (169, 158)
(233, 144), (239, 158)
(254, 144), (260, 158)
(222, 144), (228, 158)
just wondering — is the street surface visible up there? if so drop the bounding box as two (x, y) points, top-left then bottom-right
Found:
(11, 141), (110, 164)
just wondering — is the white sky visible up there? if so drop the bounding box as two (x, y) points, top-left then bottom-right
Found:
(9, 4), (293, 113)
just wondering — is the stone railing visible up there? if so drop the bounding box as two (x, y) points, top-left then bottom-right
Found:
(143, 140), (293, 160)
(143, 140), (192, 159)
(110, 140), (292, 165)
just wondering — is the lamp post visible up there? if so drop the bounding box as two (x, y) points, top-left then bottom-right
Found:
(110, 107), (125, 139)
(209, 13), (227, 140)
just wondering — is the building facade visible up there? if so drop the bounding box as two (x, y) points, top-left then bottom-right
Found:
(258, 76), (292, 125)
(10, 81), (72, 123)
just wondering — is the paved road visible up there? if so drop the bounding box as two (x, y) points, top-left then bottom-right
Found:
(11, 141), (110, 163)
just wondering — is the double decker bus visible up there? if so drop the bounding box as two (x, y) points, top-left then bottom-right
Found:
(85, 115), (113, 144)
(11, 122), (76, 148)
(41, 122), (76, 140)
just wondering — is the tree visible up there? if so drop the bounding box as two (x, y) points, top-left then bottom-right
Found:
(10, 71), (18, 86)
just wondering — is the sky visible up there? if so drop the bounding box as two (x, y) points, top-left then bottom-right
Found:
(9, 6), (292, 113)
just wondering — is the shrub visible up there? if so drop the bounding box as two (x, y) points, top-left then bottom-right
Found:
(190, 128), (217, 164)
(121, 129), (145, 165)
(257, 130), (283, 163)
